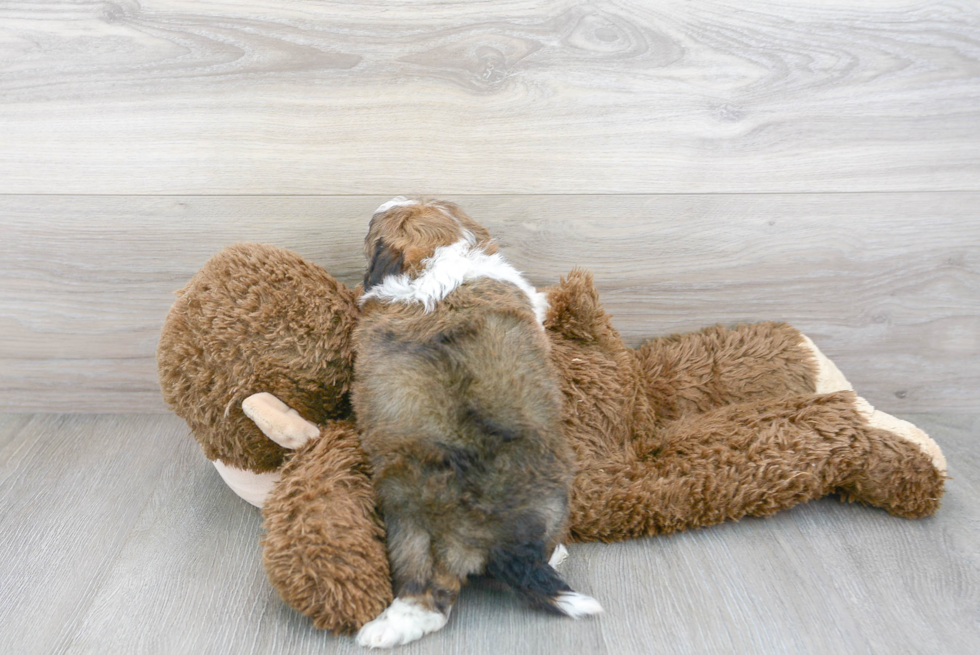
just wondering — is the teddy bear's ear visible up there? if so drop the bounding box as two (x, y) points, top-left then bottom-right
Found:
(543, 268), (618, 344)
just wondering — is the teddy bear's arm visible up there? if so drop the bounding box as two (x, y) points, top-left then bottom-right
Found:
(262, 420), (393, 634)
(545, 272), (852, 422)
(633, 322), (853, 423)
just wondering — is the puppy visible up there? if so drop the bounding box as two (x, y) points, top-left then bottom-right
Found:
(353, 198), (602, 648)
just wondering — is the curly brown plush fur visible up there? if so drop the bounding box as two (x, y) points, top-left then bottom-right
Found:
(261, 421), (391, 633)
(158, 243), (358, 472)
(541, 269), (944, 542)
(158, 241), (946, 634)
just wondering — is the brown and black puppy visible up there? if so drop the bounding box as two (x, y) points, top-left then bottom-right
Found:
(353, 198), (602, 648)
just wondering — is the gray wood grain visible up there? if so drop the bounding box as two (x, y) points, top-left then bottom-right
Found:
(0, 414), (178, 655)
(1, 1), (978, 194)
(61, 418), (286, 654)
(2, 194), (977, 413)
(0, 413), (977, 654)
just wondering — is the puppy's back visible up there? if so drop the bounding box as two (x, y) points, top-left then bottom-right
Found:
(354, 278), (573, 570)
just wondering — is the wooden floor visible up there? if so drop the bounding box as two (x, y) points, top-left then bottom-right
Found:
(1, 412), (977, 655)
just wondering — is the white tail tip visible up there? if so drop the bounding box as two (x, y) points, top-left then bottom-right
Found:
(554, 591), (603, 619)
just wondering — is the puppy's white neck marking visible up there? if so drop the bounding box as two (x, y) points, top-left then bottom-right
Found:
(360, 239), (549, 325)
(374, 196), (418, 214)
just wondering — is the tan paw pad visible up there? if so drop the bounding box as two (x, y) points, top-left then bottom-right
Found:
(854, 397), (947, 474)
(799, 334), (853, 394)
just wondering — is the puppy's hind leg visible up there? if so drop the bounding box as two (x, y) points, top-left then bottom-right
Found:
(356, 595), (452, 650)
(356, 517), (460, 649)
(356, 572), (460, 649)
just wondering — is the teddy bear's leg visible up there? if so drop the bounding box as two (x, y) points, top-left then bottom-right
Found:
(262, 420), (392, 634)
(568, 391), (946, 542)
(634, 322), (851, 423)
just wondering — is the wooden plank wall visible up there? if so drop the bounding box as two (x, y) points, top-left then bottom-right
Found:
(1, 1), (978, 413)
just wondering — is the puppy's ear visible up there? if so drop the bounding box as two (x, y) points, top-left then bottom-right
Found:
(364, 239), (405, 290)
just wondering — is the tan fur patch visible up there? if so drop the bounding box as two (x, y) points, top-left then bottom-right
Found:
(242, 391), (320, 449)
(211, 459), (280, 508)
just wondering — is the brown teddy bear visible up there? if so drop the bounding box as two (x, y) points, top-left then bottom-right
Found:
(157, 200), (946, 637)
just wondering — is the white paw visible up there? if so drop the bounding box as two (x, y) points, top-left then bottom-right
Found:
(242, 392), (319, 449)
(553, 591), (603, 619)
(356, 599), (448, 649)
(548, 543), (568, 569)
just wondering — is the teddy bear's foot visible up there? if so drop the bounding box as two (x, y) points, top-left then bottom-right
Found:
(854, 397), (946, 473)
(793, 339), (946, 518)
(798, 334), (853, 394)
(242, 392), (321, 449)
(837, 397), (947, 519)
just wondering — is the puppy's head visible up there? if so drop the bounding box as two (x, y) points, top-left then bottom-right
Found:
(363, 198), (496, 290)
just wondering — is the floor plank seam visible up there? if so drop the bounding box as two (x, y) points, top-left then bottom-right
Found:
(2, 190), (980, 198)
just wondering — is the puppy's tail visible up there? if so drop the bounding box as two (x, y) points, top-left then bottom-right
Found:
(485, 543), (603, 619)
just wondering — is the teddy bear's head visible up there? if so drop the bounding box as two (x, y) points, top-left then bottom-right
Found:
(158, 243), (360, 472)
